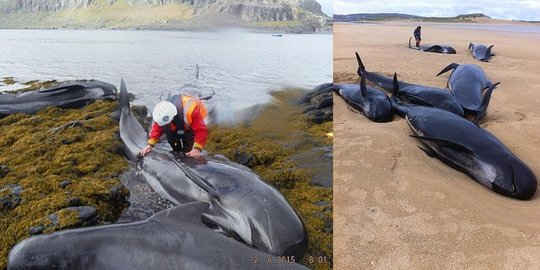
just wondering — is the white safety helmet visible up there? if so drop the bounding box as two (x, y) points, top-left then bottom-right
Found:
(152, 101), (177, 126)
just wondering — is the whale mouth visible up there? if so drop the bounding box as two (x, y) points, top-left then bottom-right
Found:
(511, 166), (517, 194)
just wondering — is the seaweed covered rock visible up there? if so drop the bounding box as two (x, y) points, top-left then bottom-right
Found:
(0, 97), (129, 269)
(0, 184), (22, 214)
(0, 164), (9, 178)
(207, 88), (333, 270)
(298, 83), (333, 124)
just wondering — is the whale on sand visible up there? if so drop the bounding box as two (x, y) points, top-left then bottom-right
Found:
(8, 202), (310, 270)
(469, 43), (495, 62)
(437, 63), (500, 122)
(0, 80), (116, 118)
(391, 74), (537, 200)
(118, 79), (307, 258)
(333, 52), (393, 123)
(408, 37), (456, 54)
(355, 53), (464, 117)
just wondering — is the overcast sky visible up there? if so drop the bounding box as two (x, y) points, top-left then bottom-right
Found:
(333, 0), (540, 21)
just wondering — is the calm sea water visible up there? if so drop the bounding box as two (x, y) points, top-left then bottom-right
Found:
(0, 29), (332, 122)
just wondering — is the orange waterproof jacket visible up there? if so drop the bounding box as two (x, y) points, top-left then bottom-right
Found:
(148, 95), (208, 150)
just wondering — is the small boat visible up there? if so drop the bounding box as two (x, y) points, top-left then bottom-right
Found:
(272, 34), (283, 37)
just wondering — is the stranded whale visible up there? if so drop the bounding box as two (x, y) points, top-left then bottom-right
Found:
(437, 63), (500, 122)
(118, 79), (307, 258)
(391, 74), (537, 200)
(333, 52), (393, 123)
(8, 202), (310, 270)
(0, 80), (116, 118)
(409, 37), (456, 54)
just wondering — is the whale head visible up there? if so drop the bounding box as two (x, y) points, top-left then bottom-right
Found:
(491, 157), (537, 200)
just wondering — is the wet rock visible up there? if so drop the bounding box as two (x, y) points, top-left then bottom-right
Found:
(0, 164), (10, 178)
(48, 214), (59, 227)
(315, 201), (330, 207)
(59, 180), (72, 188)
(235, 152), (253, 166)
(28, 225), (45, 235)
(131, 105), (152, 131)
(67, 197), (82, 206)
(0, 184), (23, 213)
(299, 83), (333, 124)
(68, 206), (99, 226)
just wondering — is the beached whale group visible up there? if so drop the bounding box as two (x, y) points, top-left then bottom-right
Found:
(3, 80), (310, 269)
(408, 37), (495, 62)
(335, 51), (537, 200)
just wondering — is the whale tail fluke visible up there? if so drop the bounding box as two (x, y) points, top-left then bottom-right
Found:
(473, 82), (500, 123)
(119, 78), (130, 115)
(436, 63), (459, 76)
(483, 45), (495, 62)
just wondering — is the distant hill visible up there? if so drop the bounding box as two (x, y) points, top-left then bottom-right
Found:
(0, 0), (332, 33)
(334, 12), (491, 23)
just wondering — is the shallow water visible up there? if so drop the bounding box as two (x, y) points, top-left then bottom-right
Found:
(0, 29), (332, 122)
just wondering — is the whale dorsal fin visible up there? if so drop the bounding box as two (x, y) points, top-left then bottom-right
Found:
(118, 78), (130, 114)
(436, 63), (459, 76)
(151, 202), (210, 225)
(410, 135), (475, 154)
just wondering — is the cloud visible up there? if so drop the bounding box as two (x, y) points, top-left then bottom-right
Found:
(333, 0), (540, 21)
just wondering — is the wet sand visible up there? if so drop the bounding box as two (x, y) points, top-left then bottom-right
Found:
(334, 22), (540, 269)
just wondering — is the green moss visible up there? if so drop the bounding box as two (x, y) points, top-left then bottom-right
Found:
(0, 90), (128, 269)
(206, 89), (333, 269)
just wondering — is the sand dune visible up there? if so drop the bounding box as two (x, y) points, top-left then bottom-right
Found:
(334, 22), (540, 269)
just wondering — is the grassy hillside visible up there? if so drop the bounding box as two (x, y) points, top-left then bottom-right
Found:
(0, 1), (194, 29)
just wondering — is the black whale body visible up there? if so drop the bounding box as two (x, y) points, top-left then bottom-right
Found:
(391, 74), (537, 200)
(408, 37), (456, 54)
(333, 52), (393, 123)
(437, 63), (500, 122)
(8, 202), (310, 270)
(0, 80), (117, 118)
(469, 43), (495, 62)
(355, 53), (464, 117)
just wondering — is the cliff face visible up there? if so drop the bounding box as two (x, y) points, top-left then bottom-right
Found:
(0, 0), (328, 23)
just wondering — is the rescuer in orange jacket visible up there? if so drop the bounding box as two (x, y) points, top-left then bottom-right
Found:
(139, 94), (208, 158)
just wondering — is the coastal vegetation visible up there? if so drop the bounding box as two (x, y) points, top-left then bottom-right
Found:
(0, 80), (128, 269)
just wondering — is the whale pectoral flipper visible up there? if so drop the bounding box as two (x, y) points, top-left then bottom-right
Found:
(151, 201), (210, 225)
(409, 135), (475, 154)
(417, 145), (436, 158)
(168, 155), (220, 199)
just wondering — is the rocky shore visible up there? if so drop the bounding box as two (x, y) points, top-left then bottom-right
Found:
(1, 79), (333, 269)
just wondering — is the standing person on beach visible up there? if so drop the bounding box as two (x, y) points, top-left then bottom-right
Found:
(414, 26), (422, 47)
(139, 94), (208, 158)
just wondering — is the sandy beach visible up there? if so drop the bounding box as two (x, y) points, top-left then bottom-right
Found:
(333, 21), (540, 269)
